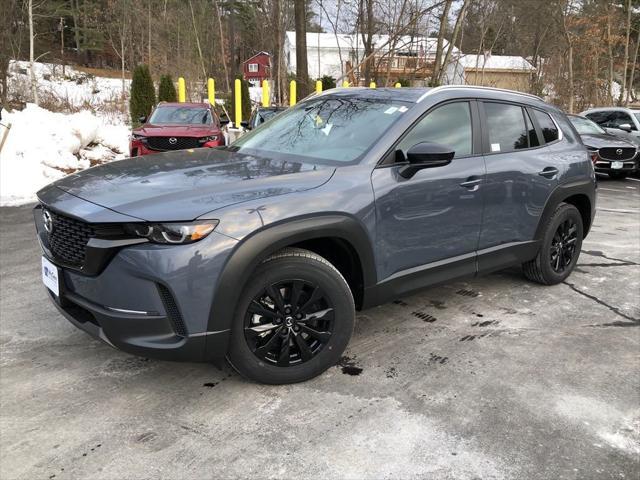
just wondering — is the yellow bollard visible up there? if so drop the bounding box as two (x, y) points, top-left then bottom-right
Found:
(394, 82), (402, 88)
(369, 82), (376, 88)
(342, 80), (350, 87)
(289, 80), (296, 106)
(234, 78), (242, 128)
(316, 80), (323, 94)
(207, 78), (215, 105)
(178, 77), (186, 102)
(262, 79), (270, 107)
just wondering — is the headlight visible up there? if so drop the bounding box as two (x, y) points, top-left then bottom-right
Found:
(199, 135), (218, 142)
(131, 133), (146, 140)
(124, 221), (219, 244)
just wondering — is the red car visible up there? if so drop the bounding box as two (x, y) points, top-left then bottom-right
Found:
(129, 102), (224, 157)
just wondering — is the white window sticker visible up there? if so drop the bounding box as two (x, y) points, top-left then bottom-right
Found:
(491, 143), (501, 152)
(398, 106), (408, 113)
(384, 107), (398, 115)
(321, 124), (333, 136)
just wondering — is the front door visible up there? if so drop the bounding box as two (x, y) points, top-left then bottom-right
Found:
(371, 101), (486, 281)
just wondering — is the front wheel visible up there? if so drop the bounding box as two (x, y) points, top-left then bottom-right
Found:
(227, 248), (355, 384)
(523, 203), (583, 285)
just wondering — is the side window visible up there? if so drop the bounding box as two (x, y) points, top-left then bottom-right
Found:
(532, 109), (559, 143)
(612, 111), (637, 130)
(397, 102), (473, 158)
(484, 102), (528, 152)
(585, 112), (607, 125)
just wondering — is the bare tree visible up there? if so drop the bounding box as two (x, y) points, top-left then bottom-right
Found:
(431, 0), (452, 86)
(28, 0), (38, 105)
(294, 0), (310, 96)
(619, 0), (632, 105)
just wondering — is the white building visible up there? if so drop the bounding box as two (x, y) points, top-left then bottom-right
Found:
(284, 31), (458, 83)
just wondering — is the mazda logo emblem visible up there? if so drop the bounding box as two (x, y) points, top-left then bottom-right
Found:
(168, 137), (177, 145)
(43, 209), (53, 233)
(616, 148), (623, 155)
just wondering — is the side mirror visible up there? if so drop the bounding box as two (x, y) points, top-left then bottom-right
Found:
(618, 123), (633, 132)
(138, 115), (147, 124)
(398, 142), (455, 178)
(220, 118), (230, 126)
(240, 121), (250, 129)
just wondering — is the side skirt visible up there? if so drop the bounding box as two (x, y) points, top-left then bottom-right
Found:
(361, 240), (540, 309)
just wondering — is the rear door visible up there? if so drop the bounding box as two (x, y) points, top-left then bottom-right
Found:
(478, 102), (560, 256)
(371, 100), (486, 281)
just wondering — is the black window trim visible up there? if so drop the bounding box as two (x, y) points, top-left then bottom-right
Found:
(528, 106), (563, 146)
(376, 98), (482, 168)
(478, 99), (561, 155)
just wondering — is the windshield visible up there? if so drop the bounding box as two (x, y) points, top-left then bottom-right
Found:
(231, 96), (412, 165)
(149, 106), (212, 125)
(569, 115), (606, 135)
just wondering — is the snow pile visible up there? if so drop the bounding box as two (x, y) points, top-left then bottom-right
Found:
(8, 60), (130, 113)
(0, 104), (130, 206)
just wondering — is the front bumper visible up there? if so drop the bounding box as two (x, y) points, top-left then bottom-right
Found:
(34, 195), (237, 362)
(593, 157), (637, 174)
(129, 138), (224, 157)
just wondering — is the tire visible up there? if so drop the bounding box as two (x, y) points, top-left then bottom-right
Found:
(608, 171), (628, 179)
(227, 247), (355, 384)
(523, 203), (583, 285)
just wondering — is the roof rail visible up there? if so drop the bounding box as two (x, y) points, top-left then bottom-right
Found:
(417, 85), (544, 103)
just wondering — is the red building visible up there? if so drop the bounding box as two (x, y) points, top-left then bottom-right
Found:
(242, 51), (271, 86)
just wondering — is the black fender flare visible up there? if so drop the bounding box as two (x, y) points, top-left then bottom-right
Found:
(534, 179), (596, 241)
(204, 214), (377, 358)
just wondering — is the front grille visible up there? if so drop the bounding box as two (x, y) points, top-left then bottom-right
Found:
(146, 136), (201, 151)
(157, 284), (187, 337)
(47, 211), (95, 266)
(599, 147), (636, 161)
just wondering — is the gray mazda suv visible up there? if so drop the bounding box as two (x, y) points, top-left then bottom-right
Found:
(35, 86), (596, 384)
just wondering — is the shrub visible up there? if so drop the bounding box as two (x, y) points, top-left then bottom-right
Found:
(129, 64), (155, 126)
(320, 75), (336, 91)
(157, 74), (177, 102)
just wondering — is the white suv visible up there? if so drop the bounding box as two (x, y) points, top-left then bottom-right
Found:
(579, 107), (640, 146)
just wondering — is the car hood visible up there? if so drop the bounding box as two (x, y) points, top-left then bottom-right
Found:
(43, 148), (335, 221)
(579, 133), (636, 149)
(133, 124), (219, 137)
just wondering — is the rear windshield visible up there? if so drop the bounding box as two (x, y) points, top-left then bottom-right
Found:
(149, 106), (212, 125)
(569, 116), (606, 135)
(230, 96), (412, 165)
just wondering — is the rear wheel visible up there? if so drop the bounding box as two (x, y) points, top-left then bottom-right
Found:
(523, 203), (583, 285)
(227, 248), (355, 384)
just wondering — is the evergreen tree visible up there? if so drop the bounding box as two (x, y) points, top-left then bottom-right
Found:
(129, 64), (155, 126)
(231, 76), (251, 126)
(157, 74), (177, 102)
(320, 75), (336, 91)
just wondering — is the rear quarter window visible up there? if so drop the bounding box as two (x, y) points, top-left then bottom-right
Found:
(532, 109), (560, 143)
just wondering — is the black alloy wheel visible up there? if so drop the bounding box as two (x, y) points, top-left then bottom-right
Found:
(227, 248), (355, 384)
(244, 280), (335, 367)
(549, 218), (578, 273)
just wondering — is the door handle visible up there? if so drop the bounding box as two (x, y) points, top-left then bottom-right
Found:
(459, 178), (482, 190)
(538, 167), (559, 179)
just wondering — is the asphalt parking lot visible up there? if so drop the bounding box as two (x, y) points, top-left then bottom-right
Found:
(1, 177), (638, 480)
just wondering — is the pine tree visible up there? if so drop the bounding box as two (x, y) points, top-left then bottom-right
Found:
(157, 74), (177, 102)
(129, 64), (156, 126)
(320, 75), (336, 91)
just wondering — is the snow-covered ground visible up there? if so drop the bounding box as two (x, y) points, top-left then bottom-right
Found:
(1, 61), (132, 206)
(0, 105), (129, 206)
(8, 60), (131, 123)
